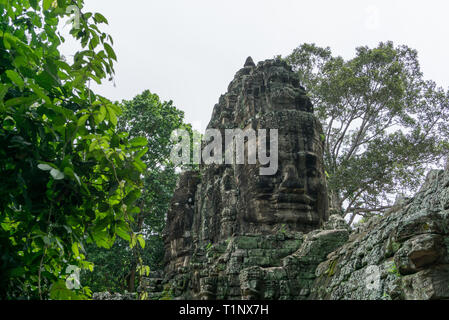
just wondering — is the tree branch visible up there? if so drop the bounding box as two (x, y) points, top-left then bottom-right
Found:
(345, 205), (393, 214)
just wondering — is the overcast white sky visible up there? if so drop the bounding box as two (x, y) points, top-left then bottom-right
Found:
(60, 0), (449, 133)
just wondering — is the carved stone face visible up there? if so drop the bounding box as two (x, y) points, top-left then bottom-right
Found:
(263, 66), (308, 111)
(213, 59), (330, 234)
(165, 58), (329, 248)
(161, 58), (331, 300)
(236, 110), (328, 233)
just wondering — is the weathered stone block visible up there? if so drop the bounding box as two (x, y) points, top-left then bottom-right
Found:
(402, 267), (449, 299)
(394, 234), (445, 275)
(235, 236), (259, 249)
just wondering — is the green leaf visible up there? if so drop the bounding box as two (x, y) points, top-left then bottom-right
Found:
(13, 56), (28, 68)
(0, 84), (11, 102)
(94, 13), (108, 24)
(129, 137), (148, 147)
(99, 105), (106, 120)
(132, 159), (146, 171)
(123, 189), (141, 206)
(49, 280), (82, 300)
(0, 84), (11, 112)
(72, 242), (80, 257)
(115, 222), (131, 241)
(2, 32), (16, 50)
(89, 35), (99, 50)
(77, 114), (89, 127)
(92, 230), (113, 249)
(29, 0), (38, 9)
(35, 70), (59, 91)
(107, 107), (117, 126)
(128, 206), (140, 215)
(135, 146), (148, 159)
(63, 167), (81, 185)
(2, 116), (16, 131)
(93, 105), (106, 124)
(110, 134), (120, 148)
(5, 70), (24, 90)
(38, 164), (53, 171)
(50, 168), (65, 180)
(130, 233), (137, 249)
(4, 95), (38, 108)
(28, 83), (51, 104)
(88, 139), (99, 152)
(137, 234), (145, 249)
(43, 0), (53, 11)
(103, 43), (117, 61)
(107, 103), (122, 115)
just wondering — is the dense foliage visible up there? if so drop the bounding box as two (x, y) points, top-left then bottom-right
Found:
(0, 0), (148, 299)
(286, 42), (449, 223)
(82, 90), (187, 293)
(81, 231), (165, 293)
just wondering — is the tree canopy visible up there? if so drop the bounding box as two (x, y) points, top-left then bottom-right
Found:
(83, 90), (188, 293)
(285, 42), (449, 223)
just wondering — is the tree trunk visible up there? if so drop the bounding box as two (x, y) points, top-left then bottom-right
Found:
(127, 205), (145, 293)
(127, 267), (136, 292)
(348, 212), (357, 225)
(328, 190), (343, 216)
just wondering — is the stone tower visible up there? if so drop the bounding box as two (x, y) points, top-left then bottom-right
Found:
(137, 58), (449, 301)
(156, 57), (333, 299)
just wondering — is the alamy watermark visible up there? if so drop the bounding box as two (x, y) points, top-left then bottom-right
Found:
(364, 5), (381, 30)
(66, 5), (81, 29)
(170, 128), (278, 175)
(65, 265), (81, 290)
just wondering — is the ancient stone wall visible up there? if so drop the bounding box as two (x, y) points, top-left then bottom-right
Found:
(157, 57), (330, 299)
(140, 57), (449, 300)
(311, 169), (449, 300)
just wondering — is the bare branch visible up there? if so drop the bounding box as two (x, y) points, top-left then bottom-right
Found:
(346, 205), (393, 214)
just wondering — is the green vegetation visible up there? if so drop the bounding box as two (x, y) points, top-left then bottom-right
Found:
(0, 0), (147, 299)
(326, 259), (338, 277)
(388, 261), (401, 277)
(279, 224), (287, 235)
(205, 242), (213, 252)
(82, 90), (188, 293)
(159, 283), (174, 300)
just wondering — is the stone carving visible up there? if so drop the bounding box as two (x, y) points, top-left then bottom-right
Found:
(156, 57), (330, 299)
(137, 57), (449, 301)
(311, 168), (449, 300)
(162, 171), (200, 274)
(194, 57), (329, 241)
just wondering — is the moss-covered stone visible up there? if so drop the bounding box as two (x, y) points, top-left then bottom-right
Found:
(235, 236), (259, 249)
